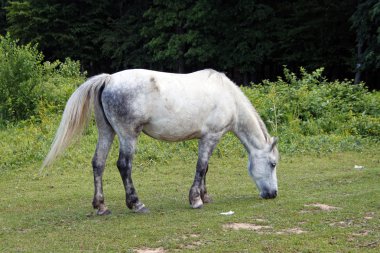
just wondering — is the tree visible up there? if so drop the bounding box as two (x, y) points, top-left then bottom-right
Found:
(142, 0), (195, 73)
(351, 0), (380, 84)
(142, 0), (274, 79)
(213, 0), (274, 82)
(270, 0), (356, 80)
(4, 0), (379, 88)
(6, 0), (112, 73)
(0, 0), (7, 34)
(97, 0), (152, 71)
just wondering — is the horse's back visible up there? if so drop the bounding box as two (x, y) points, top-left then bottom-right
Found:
(102, 69), (237, 141)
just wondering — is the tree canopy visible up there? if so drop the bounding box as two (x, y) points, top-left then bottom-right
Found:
(1, 0), (379, 89)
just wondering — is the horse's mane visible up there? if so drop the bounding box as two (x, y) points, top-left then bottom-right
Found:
(217, 72), (270, 143)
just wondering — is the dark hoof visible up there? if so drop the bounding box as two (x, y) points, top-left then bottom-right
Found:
(97, 209), (111, 216)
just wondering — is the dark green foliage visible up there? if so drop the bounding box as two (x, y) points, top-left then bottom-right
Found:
(273, 1), (356, 79)
(351, 0), (380, 70)
(6, 0), (111, 73)
(142, 0), (274, 75)
(142, 0), (194, 72)
(98, 0), (152, 70)
(0, 0), (6, 34)
(3, 0), (379, 88)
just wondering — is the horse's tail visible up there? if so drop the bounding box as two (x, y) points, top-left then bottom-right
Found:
(41, 74), (111, 169)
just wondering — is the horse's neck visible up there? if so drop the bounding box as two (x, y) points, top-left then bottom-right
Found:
(233, 99), (269, 152)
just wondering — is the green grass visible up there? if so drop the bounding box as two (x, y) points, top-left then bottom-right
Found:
(1, 128), (379, 252)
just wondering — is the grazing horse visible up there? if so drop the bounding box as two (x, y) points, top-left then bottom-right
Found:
(42, 69), (279, 215)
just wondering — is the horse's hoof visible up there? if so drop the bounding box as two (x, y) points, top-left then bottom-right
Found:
(134, 206), (150, 214)
(191, 198), (203, 209)
(133, 203), (149, 213)
(97, 209), (111, 216)
(203, 194), (212, 203)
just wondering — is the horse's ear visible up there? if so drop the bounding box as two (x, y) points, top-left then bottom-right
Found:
(270, 137), (278, 150)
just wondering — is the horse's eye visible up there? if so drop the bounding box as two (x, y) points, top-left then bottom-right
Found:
(270, 162), (277, 168)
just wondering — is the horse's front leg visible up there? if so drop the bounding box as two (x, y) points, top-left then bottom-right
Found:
(189, 135), (220, 209)
(201, 165), (212, 203)
(117, 136), (149, 213)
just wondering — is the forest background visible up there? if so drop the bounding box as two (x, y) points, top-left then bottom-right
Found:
(1, 0), (379, 90)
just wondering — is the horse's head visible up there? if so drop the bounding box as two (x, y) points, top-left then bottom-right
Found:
(248, 137), (279, 199)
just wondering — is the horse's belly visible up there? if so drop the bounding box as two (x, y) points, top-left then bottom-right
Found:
(142, 92), (234, 141)
(142, 117), (203, 141)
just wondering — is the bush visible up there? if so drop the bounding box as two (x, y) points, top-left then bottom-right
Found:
(242, 67), (379, 145)
(0, 37), (378, 159)
(37, 58), (85, 116)
(0, 34), (43, 122)
(0, 34), (85, 125)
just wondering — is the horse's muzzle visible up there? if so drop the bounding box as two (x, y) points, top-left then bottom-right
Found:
(260, 190), (277, 199)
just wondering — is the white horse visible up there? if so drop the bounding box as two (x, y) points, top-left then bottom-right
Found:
(43, 69), (279, 215)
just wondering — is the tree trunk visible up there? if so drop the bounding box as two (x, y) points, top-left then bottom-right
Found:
(354, 40), (363, 84)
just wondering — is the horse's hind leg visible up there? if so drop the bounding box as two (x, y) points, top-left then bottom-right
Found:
(92, 126), (114, 215)
(117, 134), (149, 213)
(189, 134), (221, 208)
(92, 97), (115, 215)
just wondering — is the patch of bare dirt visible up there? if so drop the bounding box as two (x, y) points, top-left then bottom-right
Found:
(329, 219), (353, 227)
(359, 241), (380, 249)
(276, 228), (307, 235)
(181, 234), (199, 239)
(223, 222), (308, 235)
(135, 248), (166, 253)
(352, 230), (370, 237)
(183, 241), (202, 250)
(223, 223), (272, 231)
(252, 218), (268, 223)
(304, 203), (341, 211)
(364, 212), (375, 220)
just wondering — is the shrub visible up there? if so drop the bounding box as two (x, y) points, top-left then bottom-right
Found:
(0, 34), (85, 124)
(0, 34), (43, 122)
(37, 58), (85, 116)
(242, 67), (380, 142)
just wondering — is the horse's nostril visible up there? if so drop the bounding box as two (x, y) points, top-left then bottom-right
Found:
(261, 190), (277, 199)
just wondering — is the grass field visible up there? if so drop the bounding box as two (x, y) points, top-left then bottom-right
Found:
(1, 129), (379, 252)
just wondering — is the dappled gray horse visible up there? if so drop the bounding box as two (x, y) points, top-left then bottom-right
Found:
(43, 69), (279, 215)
